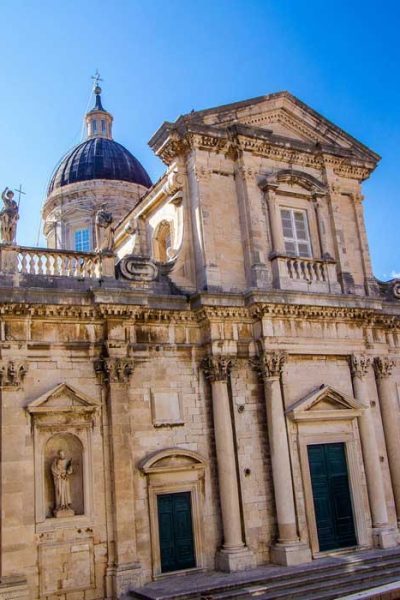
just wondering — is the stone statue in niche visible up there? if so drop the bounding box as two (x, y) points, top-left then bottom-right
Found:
(51, 449), (75, 517)
(0, 187), (19, 244)
(95, 205), (114, 252)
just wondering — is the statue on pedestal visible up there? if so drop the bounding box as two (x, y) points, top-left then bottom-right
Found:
(0, 188), (19, 244)
(51, 449), (75, 517)
(95, 205), (114, 252)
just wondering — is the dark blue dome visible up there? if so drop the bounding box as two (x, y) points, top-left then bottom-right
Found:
(48, 138), (152, 194)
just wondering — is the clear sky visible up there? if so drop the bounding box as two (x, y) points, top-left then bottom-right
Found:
(0, 0), (398, 279)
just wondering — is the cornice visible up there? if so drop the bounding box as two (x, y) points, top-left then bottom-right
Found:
(0, 301), (398, 329)
(150, 120), (375, 180)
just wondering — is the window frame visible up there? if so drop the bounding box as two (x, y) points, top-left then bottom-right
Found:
(280, 207), (312, 258)
(74, 228), (91, 252)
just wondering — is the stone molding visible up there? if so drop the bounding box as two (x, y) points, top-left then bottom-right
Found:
(94, 357), (134, 384)
(350, 354), (371, 380)
(0, 360), (28, 388)
(374, 356), (396, 380)
(251, 351), (287, 380)
(152, 124), (372, 181)
(201, 355), (235, 382)
(0, 302), (398, 332)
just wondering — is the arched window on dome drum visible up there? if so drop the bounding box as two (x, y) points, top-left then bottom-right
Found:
(153, 220), (174, 262)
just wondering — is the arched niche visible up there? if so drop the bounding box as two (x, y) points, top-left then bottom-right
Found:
(153, 219), (175, 262)
(44, 433), (84, 518)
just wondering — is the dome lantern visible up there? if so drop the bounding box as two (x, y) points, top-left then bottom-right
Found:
(85, 84), (113, 140)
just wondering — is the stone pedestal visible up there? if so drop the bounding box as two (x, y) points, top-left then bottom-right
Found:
(350, 355), (397, 548)
(202, 355), (255, 572)
(256, 352), (312, 565)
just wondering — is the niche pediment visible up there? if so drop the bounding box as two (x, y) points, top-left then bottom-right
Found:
(27, 383), (99, 416)
(286, 384), (366, 422)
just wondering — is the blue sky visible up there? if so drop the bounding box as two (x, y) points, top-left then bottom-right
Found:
(0, 0), (398, 279)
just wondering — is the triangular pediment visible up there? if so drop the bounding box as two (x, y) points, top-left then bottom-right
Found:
(27, 383), (99, 414)
(189, 92), (379, 161)
(286, 384), (367, 421)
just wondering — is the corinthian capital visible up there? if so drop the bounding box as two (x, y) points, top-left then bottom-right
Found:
(374, 356), (395, 380)
(350, 354), (371, 379)
(251, 351), (287, 380)
(0, 360), (28, 388)
(94, 357), (134, 384)
(201, 355), (235, 382)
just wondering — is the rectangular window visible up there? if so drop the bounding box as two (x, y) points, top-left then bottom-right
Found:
(92, 119), (97, 134)
(101, 119), (106, 133)
(74, 228), (90, 252)
(280, 208), (312, 257)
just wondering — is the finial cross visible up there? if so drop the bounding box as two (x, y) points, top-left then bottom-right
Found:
(14, 184), (26, 208)
(91, 70), (103, 89)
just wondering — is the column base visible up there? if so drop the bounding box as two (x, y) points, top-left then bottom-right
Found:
(270, 541), (312, 566)
(216, 546), (256, 572)
(372, 527), (398, 549)
(107, 562), (142, 598)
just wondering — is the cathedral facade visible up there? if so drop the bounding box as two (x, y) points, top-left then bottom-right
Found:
(0, 88), (399, 599)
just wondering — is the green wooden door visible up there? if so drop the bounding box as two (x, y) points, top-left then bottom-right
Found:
(308, 443), (356, 551)
(157, 491), (196, 572)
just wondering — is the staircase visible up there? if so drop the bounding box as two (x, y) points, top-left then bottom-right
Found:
(129, 548), (400, 600)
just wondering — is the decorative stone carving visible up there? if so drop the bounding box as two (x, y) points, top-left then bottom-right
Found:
(95, 205), (114, 252)
(251, 351), (287, 380)
(350, 354), (371, 379)
(201, 355), (235, 382)
(117, 255), (158, 281)
(374, 356), (395, 379)
(392, 280), (400, 299)
(0, 187), (19, 244)
(51, 449), (74, 518)
(94, 357), (134, 383)
(0, 360), (28, 388)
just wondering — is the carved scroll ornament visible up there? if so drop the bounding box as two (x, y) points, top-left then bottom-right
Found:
(117, 256), (158, 282)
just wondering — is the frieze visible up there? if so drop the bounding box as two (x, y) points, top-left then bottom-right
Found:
(0, 301), (397, 331)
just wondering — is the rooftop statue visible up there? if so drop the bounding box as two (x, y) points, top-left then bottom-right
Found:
(0, 187), (19, 244)
(95, 205), (114, 252)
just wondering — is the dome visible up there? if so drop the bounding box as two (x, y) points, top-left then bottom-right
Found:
(48, 137), (152, 194)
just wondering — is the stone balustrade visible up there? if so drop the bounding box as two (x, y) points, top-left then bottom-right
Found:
(0, 245), (115, 280)
(271, 254), (341, 293)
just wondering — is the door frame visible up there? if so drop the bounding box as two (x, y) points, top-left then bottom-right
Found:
(299, 431), (369, 555)
(140, 448), (206, 578)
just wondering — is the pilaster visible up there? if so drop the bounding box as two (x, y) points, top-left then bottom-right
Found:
(201, 354), (255, 572)
(252, 351), (311, 566)
(0, 359), (29, 596)
(350, 355), (396, 548)
(373, 357), (400, 526)
(94, 349), (140, 597)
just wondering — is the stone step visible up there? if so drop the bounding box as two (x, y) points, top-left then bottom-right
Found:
(206, 566), (400, 600)
(199, 556), (400, 600)
(130, 549), (400, 600)
(290, 575), (400, 600)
